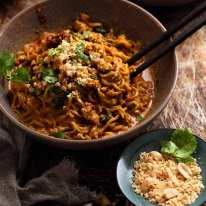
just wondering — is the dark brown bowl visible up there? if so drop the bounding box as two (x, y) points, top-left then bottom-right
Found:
(0, 0), (177, 149)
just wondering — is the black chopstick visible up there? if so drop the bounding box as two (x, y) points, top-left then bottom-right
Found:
(127, 1), (206, 67)
(130, 14), (206, 79)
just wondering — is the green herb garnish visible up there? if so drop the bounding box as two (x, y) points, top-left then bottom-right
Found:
(44, 76), (58, 84)
(0, 52), (15, 77)
(75, 42), (90, 62)
(48, 49), (58, 57)
(11, 67), (30, 83)
(161, 128), (197, 163)
(0, 52), (31, 83)
(41, 67), (57, 84)
(161, 141), (178, 154)
(136, 115), (144, 121)
(52, 131), (64, 138)
(94, 26), (107, 35)
(48, 46), (65, 57)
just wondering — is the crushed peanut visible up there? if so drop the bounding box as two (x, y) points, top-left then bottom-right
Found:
(132, 151), (204, 206)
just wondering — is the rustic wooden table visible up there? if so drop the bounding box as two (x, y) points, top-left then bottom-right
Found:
(0, 0), (205, 205)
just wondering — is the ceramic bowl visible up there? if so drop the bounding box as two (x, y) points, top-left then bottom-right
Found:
(0, 0), (177, 149)
(135, 0), (198, 7)
(117, 129), (206, 206)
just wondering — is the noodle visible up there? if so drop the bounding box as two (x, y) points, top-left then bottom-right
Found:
(8, 13), (154, 140)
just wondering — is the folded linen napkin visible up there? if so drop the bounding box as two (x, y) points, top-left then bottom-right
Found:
(0, 115), (95, 206)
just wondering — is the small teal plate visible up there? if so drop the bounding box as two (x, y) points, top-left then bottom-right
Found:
(117, 129), (206, 206)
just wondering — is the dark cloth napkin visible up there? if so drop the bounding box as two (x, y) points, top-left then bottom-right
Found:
(0, 115), (95, 206)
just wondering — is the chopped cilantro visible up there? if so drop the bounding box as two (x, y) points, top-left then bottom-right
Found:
(6, 71), (12, 80)
(40, 67), (57, 84)
(75, 42), (90, 62)
(0, 52), (15, 77)
(0, 53), (31, 83)
(48, 46), (65, 57)
(94, 26), (107, 35)
(161, 128), (197, 163)
(136, 115), (144, 121)
(11, 67), (30, 83)
(52, 131), (64, 138)
(44, 76), (57, 83)
(48, 49), (58, 56)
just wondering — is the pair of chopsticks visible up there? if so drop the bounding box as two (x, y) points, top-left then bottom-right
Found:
(129, 2), (206, 79)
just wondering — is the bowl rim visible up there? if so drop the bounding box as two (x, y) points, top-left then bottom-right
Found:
(136, 0), (197, 7)
(0, 0), (178, 146)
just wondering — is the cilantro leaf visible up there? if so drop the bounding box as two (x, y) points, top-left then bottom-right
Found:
(48, 49), (58, 57)
(11, 67), (30, 83)
(44, 76), (58, 83)
(40, 67), (57, 84)
(0, 52), (30, 83)
(136, 115), (144, 121)
(52, 131), (64, 138)
(0, 52), (15, 76)
(176, 156), (194, 163)
(161, 128), (197, 163)
(75, 42), (90, 62)
(94, 26), (107, 35)
(171, 128), (197, 156)
(48, 46), (65, 57)
(161, 141), (178, 155)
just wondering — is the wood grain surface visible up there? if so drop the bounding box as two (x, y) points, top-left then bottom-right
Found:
(0, 0), (205, 205)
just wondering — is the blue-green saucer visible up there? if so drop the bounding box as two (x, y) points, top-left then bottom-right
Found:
(117, 129), (206, 206)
